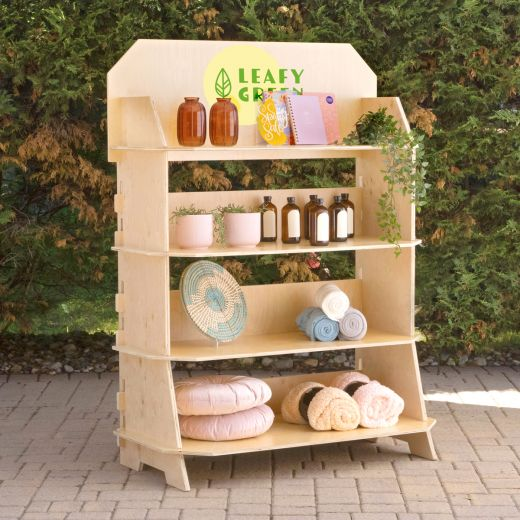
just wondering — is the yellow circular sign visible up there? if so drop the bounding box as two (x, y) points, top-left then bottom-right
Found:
(204, 45), (282, 126)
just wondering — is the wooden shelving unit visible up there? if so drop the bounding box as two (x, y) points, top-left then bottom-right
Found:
(108, 39), (436, 491)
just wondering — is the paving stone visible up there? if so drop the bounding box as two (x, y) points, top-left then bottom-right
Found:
(405, 501), (452, 514)
(161, 498), (227, 509)
(452, 504), (519, 516)
(271, 505), (316, 515)
(317, 514), (353, 520)
(229, 487), (270, 503)
(0, 506), (24, 518)
(48, 501), (82, 512)
(81, 501), (116, 512)
(359, 493), (404, 504)
(351, 514), (397, 520)
(146, 510), (180, 520)
(362, 504), (407, 513)
(113, 508), (148, 519)
(181, 510), (225, 520)
(228, 503), (271, 515)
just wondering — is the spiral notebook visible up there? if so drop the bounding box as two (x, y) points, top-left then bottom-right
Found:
(285, 94), (328, 145)
(304, 92), (340, 144)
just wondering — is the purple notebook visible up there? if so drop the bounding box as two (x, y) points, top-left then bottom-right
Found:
(285, 95), (328, 145)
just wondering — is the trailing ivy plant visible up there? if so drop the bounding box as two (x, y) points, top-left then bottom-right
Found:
(345, 108), (429, 251)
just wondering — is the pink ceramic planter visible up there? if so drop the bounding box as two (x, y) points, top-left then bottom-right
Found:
(224, 213), (261, 248)
(175, 214), (214, 249)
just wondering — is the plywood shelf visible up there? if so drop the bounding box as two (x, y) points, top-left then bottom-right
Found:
(112, 237), (421, 258)
(111, 144), (381, 161)
(115, 416), (436, 456)
(113, 329), (418, 361)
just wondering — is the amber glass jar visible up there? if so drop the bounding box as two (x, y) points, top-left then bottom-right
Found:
(260, 196), (277, 242)
(340, 193), (355, 238)
(309, 198), (329, 246)
(209, 98), (239, 146)
(303, 194), (318, 240)
(282, 197), (301, 244)
(329, 195), (348, 242)
(177, 97), (206, 146)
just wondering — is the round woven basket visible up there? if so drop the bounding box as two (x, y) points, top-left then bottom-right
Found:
(179, 260), (247, 342)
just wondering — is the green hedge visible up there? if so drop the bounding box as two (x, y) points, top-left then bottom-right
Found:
(1, 0), (519, 357)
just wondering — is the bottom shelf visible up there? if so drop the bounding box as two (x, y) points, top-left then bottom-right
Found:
(116, 416), (435, 457)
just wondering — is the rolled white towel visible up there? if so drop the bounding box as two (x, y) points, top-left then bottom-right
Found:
(314, 284), (350, 321)
(338, 307), (367, 340)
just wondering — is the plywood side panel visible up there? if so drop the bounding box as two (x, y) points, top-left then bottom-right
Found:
(356, 248), (414, 336)
(108, 97), (166, 158)
(107, 40), (376, 147)
(356, 151), (414, 240)
(118, 151), (169, 251)
(355, 343), (427, 421)
(170, 279), (362, 342)
(118, 254), (170, 356)
(169, 187), (361, 249)
(119, 356), (182, 448)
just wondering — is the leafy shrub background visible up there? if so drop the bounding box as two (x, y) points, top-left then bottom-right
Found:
(1, 0), (519, 358)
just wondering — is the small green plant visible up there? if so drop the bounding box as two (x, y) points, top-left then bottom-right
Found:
(218, 203), (247, 214)
(170, 205), (210, 220)
(344, 108), (429, 252)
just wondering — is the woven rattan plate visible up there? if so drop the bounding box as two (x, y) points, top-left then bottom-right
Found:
(180, 261), (247, 343)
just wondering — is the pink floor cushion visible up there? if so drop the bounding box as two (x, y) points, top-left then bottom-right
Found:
(175, 375), (272, 416)
(179, 404), (275, 441)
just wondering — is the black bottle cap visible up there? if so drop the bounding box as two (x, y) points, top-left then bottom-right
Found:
(334, 195), (342, 203)
(264, 195), (272, 202)
(287, 196), (296, 203)
(317, 198), (324, 206)
(310, 194), (318, 200)
(341, 193), (349, 201)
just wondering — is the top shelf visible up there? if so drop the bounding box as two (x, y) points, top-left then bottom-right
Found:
(110, 144), (381, 161)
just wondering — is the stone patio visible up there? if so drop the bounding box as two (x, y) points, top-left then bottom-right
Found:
(0, 367), (519, 520)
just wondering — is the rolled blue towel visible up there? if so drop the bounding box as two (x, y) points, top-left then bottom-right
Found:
(296, 307), (339, 342)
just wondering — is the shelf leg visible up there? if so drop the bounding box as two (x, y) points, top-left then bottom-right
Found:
(356, 343), (437, 460)
(139, 447), (190, 491)
(120, 439), (143, 472)
(397, 430), (438, 461)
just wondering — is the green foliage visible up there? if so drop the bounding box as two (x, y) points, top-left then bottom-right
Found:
(345, 108), (430, 249)
(1, 0), (518, 358)
(353, 109), (400, 144)
(170, 205), (211, 218)
(218, 203), (248, 213)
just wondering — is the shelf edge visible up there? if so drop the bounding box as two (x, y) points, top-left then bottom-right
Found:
(115, 417), (436, 457)
(112, 239), (422, 258)
(113, 334), (419, 361)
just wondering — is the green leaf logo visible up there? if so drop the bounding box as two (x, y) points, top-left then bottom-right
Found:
(215, 68), (232, 98)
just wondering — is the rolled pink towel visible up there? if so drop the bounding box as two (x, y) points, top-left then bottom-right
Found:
(330, 372), (404, 428)
(330, 371), (370, 390)
(352, 381), (404, 428)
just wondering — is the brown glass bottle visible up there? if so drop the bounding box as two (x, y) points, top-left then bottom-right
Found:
(340, 193), (355, 238)
(303, 194), (318, 240)
(209, 98), (239, 146)
(282, 197), (301, 244)
(260, 196), (277, 242)
(329, 195), (348, 242)
(309, 198), (329, 246)
(177, 97), (206, 146)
